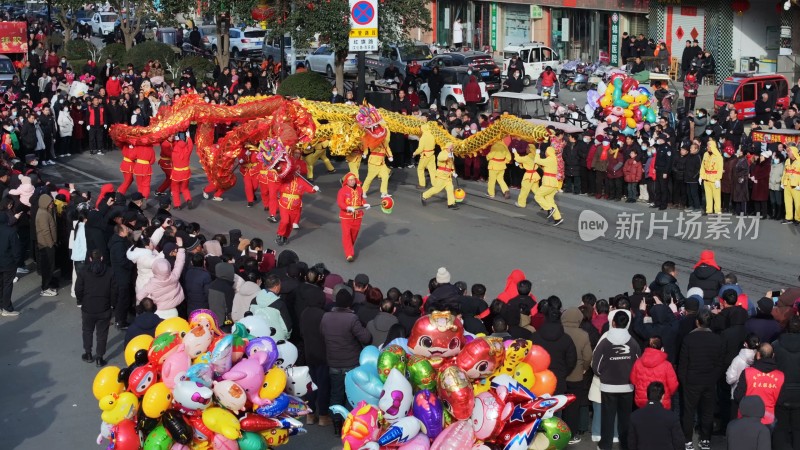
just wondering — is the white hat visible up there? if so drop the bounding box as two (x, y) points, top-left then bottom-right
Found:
(436, 267), (451, 284)
(761, 150), (773, 159)
(686, 287), (704, 299)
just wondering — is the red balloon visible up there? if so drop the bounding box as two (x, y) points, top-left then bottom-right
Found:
(608, 73), (626, 84)
(436, 366), (474, 420)
(523, 345), (551, 373)
(531, 370), (557, 397)
(622, 77), (639, 94)
(112, 419), (140, 450)
(240, 412), (282, 432)
(496, 419), (539, 449)
(455, 337), (504, 380)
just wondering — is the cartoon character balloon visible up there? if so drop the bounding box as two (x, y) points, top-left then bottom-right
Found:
(221, 351), (268, 406)
(99, 392), (139, 425)
(412, 390), (444, 439)
(345, 346), (384, 408)
(182, 324), (214, 358)
(213, 380), (248, 412)
(274, 340), (298, 370)
(407, 354), (437, 391)
(379, 369), (414, 423)
(378, 344), (408, 382)
(246, 337), (279, 371)
(436, 366), (474, 421)
(408, 311), (465, 360)
(285, 366), (317, 397)
(456, 337), (504, 380)
(471, 387), (512, 441)
(334, 401), (381, 450)
(529, 417), (572, 450)
(173, 379), (213, 415)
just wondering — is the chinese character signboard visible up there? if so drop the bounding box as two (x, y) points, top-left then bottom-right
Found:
(490, 3), (497, 49)
(0, 22), (28, 54)
(530, 5), (543, 19)
(750, 129), (800, 146)
(349, 0), (378, 52)
(610, 13), (619, 66)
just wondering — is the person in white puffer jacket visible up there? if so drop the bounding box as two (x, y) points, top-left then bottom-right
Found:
(127, 224), (166, 297)
(726, 333), (759, 401)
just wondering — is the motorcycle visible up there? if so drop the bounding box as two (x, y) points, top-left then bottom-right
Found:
(558, 59), (582, 85)
(541, 85), (554, 100)
(568, 63), (589, 92)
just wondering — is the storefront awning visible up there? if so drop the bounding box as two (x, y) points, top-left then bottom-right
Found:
(472, 0), (648, 14)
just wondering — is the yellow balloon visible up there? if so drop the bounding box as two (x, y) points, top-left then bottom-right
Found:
(473, 377), (493, 396)
(155, 317), (190, 337)
(513, 362), (537, 390)
(627, 118), (637, 129)
(93, 366), (125, 400)
(606, 84), (615, 94)
(623, 109), (634, 118)
(99, 391), (139, 425)
(259, 367), (287, 401)
(635, 94), (648, 104)
(622, 94), (635, 104)
(142, 382), (173, 418)
(125, 334), (154, 366)
(203, 407), (242, 440)
(599, 96), (612, 108)
(260, 428), (289, 447)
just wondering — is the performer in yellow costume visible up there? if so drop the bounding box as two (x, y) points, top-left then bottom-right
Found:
(700, 141), (724, 214)
(421, 144), (459, 210)
(486, 140), (511, 199)
(782, 145), (800, 222)
(412, 125), (437, 189)
(346, 149), (363, 179)
(304, 141), (335, 180)
(512, 144), (540, 208)
(361, 131), (393, 198)
(534, 146), (564, 225)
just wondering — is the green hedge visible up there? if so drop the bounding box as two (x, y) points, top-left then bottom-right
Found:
(100, 43), (127, 65)
(276, 72), (332, 101)
(123, 41), (179, 71)
(178, 56), (216, 82)
(59, 39), (97, 61)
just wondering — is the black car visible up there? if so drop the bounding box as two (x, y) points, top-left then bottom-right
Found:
(420, 51), (502, 93)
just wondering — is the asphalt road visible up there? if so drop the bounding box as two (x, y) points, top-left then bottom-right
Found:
(1, 145), (796, 449)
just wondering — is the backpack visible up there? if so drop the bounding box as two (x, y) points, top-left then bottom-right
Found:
(249, 292), (290, 341)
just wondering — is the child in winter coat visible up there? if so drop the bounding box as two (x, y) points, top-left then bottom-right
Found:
(630, 336), (679, 409)
(623, 150), (643, 203)
(8, 175), (34, 206)
(136, 239), (186, 319)
(726, 333), (759, 410)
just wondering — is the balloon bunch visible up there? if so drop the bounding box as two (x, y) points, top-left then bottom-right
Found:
(586, 73), (659, 137)
(334, 311), (575, 450)
(92, 310), (315, 450)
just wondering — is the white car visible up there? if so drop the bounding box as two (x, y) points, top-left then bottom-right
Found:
(90, 12), (117, 36)
(304, 45), (357, 77)
(501, 42), (561, 87)
(229, 27), (266, 59)
(419, 67), (489, 109)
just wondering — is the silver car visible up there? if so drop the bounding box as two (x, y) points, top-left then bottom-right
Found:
(262, 34), (308, 74)
(0, 55), (15, 94)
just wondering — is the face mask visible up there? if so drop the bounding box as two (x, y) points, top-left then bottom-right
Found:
(710, 119), (717, 124)
(61, 59), (65, 63)
(697, 113), (704, 118)
(594, 139), (600, 145)
(705, 130), (712, 135)
(332, 91), (337, 96)
(657, 140), (665, 145)
(766, 85), (771, 89)
(583, 138), (591, 143)
(773, 158), (780, 164)
(723, 152), (730, 158)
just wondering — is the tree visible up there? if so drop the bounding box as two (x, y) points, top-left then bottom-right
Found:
(287, 0), (432, 92)
(106, 0), (156, 50)
(51, 0), (87, 51)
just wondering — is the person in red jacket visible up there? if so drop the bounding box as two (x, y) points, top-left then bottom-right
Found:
(734, 343), (785, 425)
(117, 144), (136, 194)
(537, 66), (559, 97)
(133, 145), (155, 200)
(105, 75), (122, 99)
(86, 96), (106, 155)
(239, 148), (260, 207)
(155, 136), (173, 195)
(606, 144), (625, 200)
(463, 75), (482, 117)
(275, 173), (318, 246)
(337, 172), (370, 262)
(170, 134), (194, 209)
(630, 336), (679, 410)
(623, 149), (643, 203)
(259, 159), (280, 223)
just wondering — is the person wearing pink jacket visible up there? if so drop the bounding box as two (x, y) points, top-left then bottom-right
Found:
(137, 237), (186, 319)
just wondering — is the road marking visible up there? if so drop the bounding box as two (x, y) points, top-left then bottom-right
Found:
(51, 162), (106, 182)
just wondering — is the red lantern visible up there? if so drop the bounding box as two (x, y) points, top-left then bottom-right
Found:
(251, 6), (274, 22)
(732, 0), (750, 15)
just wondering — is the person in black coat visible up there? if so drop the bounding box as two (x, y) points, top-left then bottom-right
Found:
(773, 316), (800, 450)
(76, 250), (117, 366)
(503, 70), (524, 93)
(649, 261), (685, 305)
(124, 298), (163, 347)
(745, 297), (782, 345)
(754, 92), (773, 125)
(633, 302), (678, 363)
(184, 253), (211, 314)
(501, 303), (534, 340)
(298, 285), (331, 425)
(628, 382), (685, 450)
(427, 67), (444, 108)
(396, 295), (422, 336)
(726, 396), (771, 450)
(531, 308), (577, 395)
(0, 212), (22, 315)
(108, 224), (134, 329)
(687, 250), (725, 306)
(19, 114), (38, 158)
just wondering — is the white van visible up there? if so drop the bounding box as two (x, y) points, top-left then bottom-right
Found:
(501, 43), (561, 87)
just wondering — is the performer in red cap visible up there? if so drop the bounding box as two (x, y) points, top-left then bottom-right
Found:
(132, 144), (155, 200)
(170, 134), (194, 209)
(155, 135), (174, 196)
(337, 172), (370, 262)
(275, 172), (318, 246)
(117, 144), (136, 194)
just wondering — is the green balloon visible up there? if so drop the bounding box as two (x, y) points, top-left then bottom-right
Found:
(238, 431), (269, 450)
(377, 344), (407, 383)
(407, 355), (436, 391)
(143, 424), (173, 450)
(538, 417), (572, 450)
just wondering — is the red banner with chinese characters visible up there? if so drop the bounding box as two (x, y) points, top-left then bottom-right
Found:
(750, 129), (800, 145)
(0, 22), (28, 54)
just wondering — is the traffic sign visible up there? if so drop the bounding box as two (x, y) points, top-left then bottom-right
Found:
(349, 0), (378, 52)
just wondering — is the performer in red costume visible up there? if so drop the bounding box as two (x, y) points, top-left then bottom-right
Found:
(155, 136), (174, 196)
(275, 171), (318, 246)
(117, 144), (136, 194)
(171, 134), (194, 209)
(259, 159), (280, 223)
(132, 145), (155, 200)
(337, 172), (370, 262)
(239, 148), (261, 207)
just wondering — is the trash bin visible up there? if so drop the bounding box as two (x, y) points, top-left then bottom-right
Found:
(758, 59), (777, 73)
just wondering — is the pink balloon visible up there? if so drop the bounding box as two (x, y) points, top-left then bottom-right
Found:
(171, 444), (191, 450)
(595, 123), (608, 138)
(212, 434), (238, 450)
(430, 420), (475, 450)
(162, 345), (191, 389)
(398, 433), (432, 450)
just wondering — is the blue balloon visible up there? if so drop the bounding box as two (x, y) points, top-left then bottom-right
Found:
(613, 98), (629, 108)
(344, 346), (384, 408)
(185, 363), (213, 387)
(255, 393), (290, 417)
(613, 77), (623, 90)
(622, 127), (637, 136)
(646, 111), (658, 123)
(386, 338), (410, 354)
